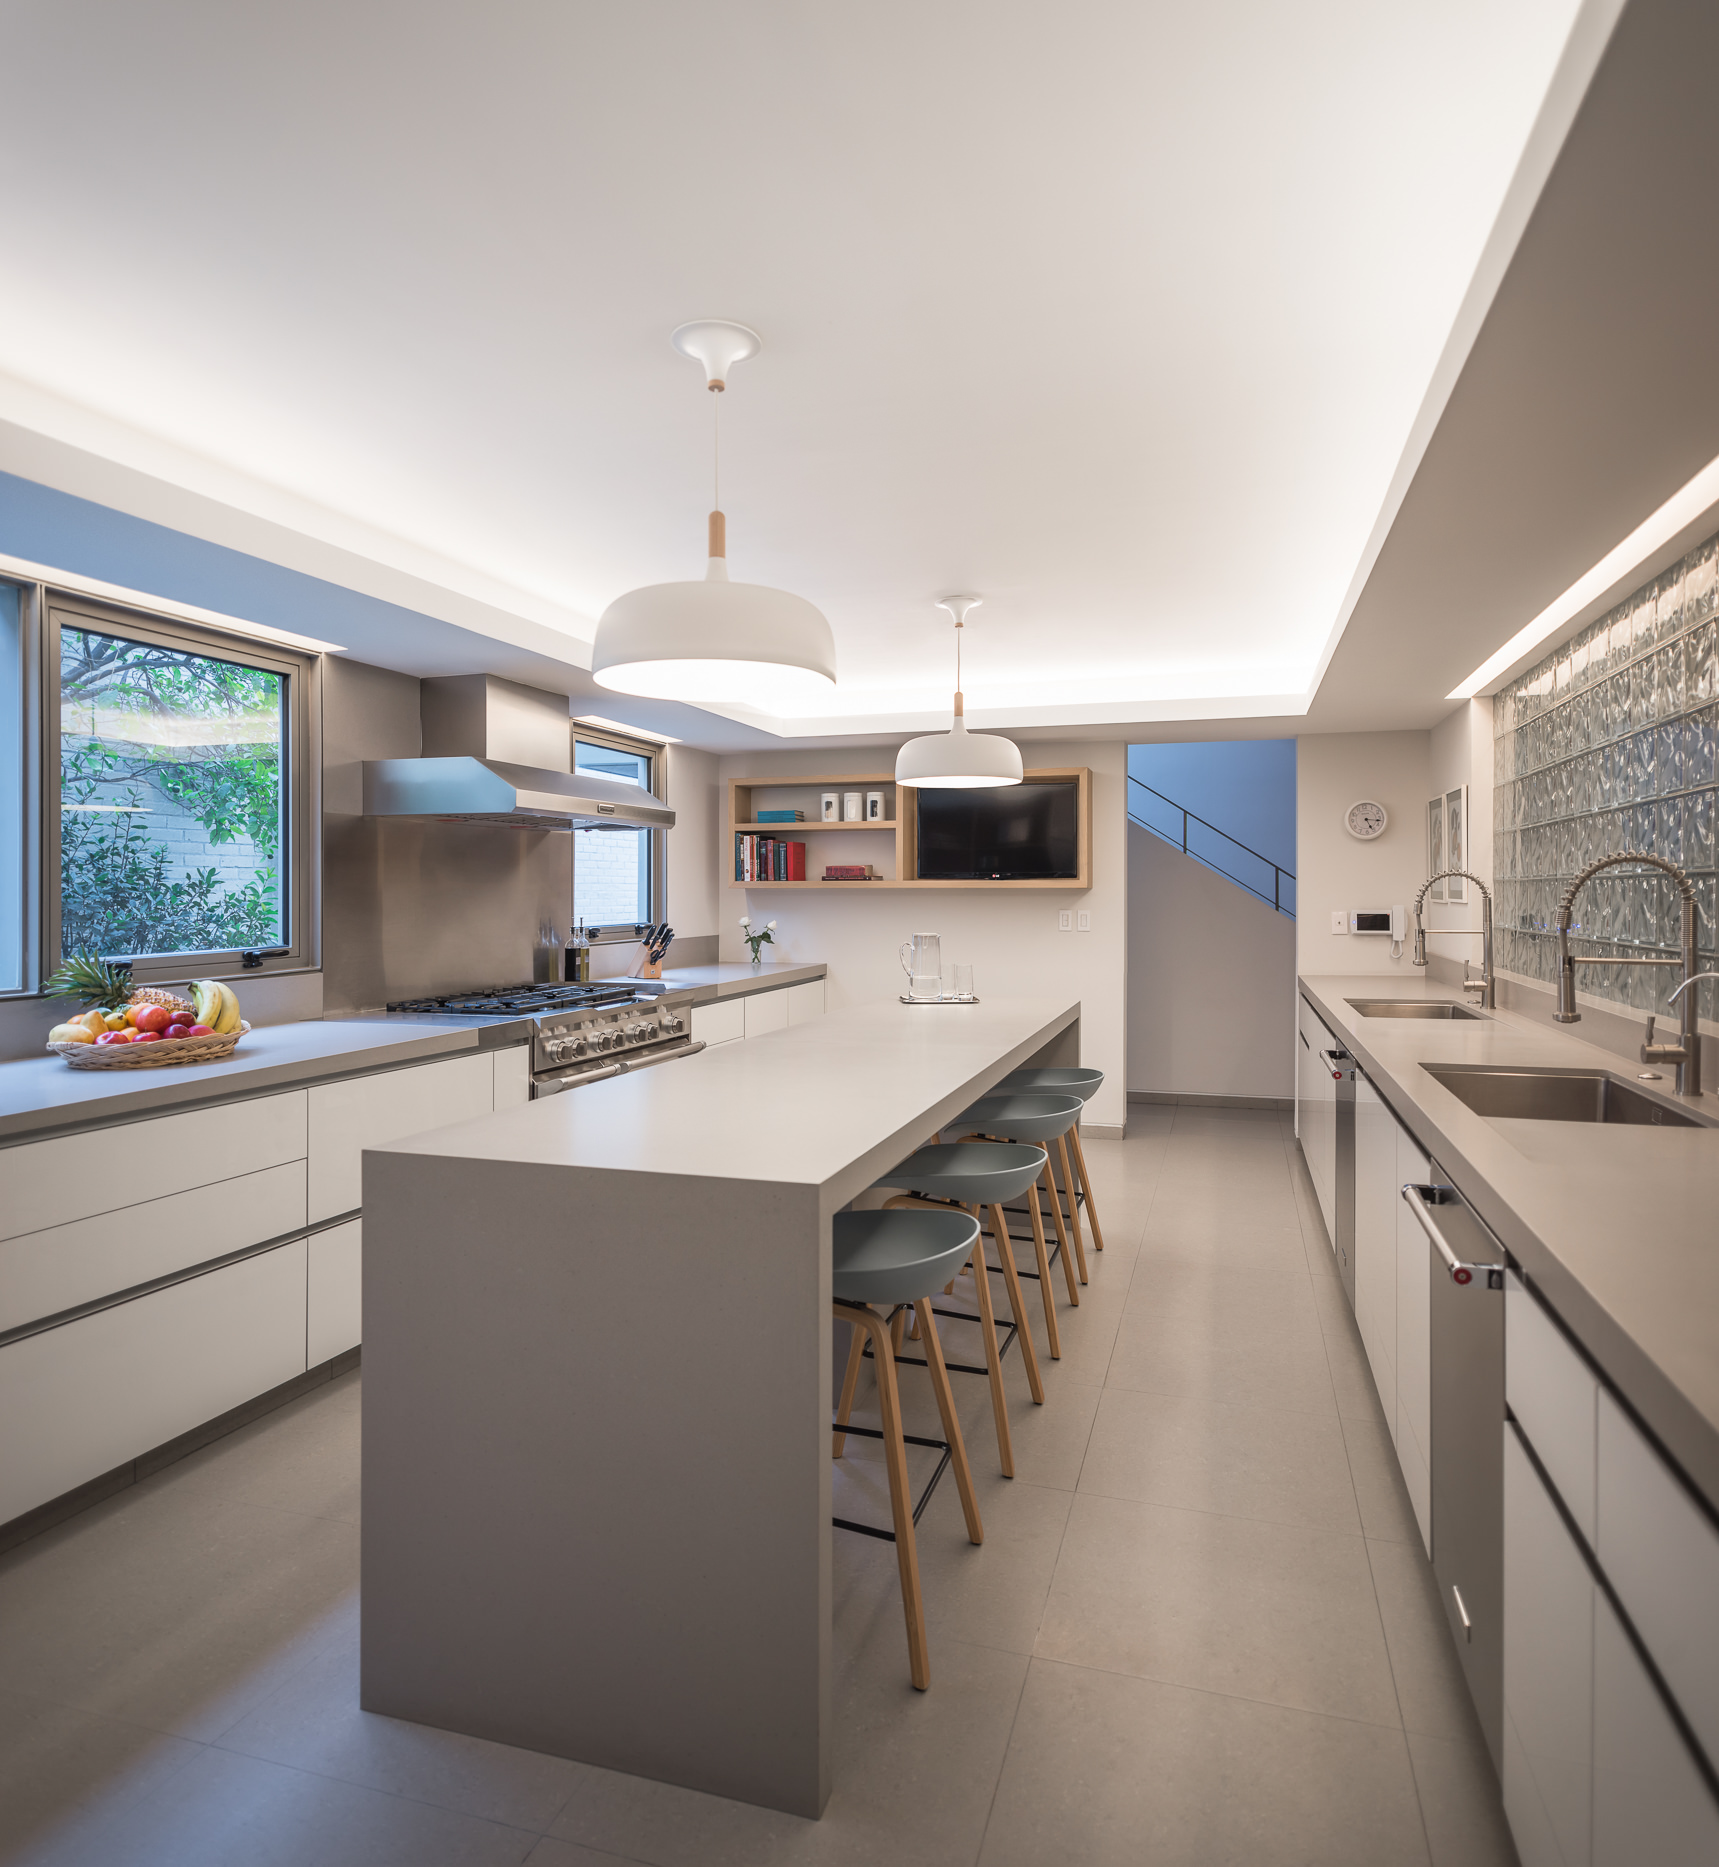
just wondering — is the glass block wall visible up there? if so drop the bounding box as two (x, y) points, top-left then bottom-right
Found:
(1493, 530), (1718, 1025)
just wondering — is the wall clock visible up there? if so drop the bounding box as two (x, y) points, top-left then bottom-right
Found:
(1345, 800), (1388, 840)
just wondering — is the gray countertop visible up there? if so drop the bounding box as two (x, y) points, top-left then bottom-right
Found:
(649, 960), (826, 1001)
(1299, 973), (1719, 1510)
(0, 1017), (492, 1147)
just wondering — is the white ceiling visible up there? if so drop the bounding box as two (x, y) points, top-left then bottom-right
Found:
(0, 0), (1590, 742)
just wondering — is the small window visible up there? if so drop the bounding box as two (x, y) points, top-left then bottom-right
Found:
(572, 733), (658, 931)
(52, 605), (305, 969)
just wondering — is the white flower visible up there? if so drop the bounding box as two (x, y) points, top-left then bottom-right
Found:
(739, 916), (751, 928)
(767, 920), (778, 930)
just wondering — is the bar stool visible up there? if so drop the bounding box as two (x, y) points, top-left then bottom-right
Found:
(831, 1206), (984, 1691)
(995, 1066), (1108, 1254)
(942, 1093), (1086, 1357)
(865, 1140), (1051, 1478)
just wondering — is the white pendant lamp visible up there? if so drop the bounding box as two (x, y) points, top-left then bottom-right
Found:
(895, 597), (1024, 788)
(591, 321), (838, 705)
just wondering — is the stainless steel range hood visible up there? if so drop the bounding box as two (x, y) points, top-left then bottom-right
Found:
(362, 674), (674, 832)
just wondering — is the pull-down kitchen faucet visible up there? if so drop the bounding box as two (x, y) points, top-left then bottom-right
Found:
(1555, 852), (1704, 1098)
(1410, 871), (1494, 1008)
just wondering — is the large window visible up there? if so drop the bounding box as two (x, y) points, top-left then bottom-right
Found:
(42, 596), (314, 980)
(572, 733), (658, 931)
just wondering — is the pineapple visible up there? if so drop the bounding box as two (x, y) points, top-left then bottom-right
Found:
(129, 985), (198, 1018)
(43, 952), (134, 1011)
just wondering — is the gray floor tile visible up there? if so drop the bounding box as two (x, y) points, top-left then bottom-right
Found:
(1342, 1410), (1423, 1544)
(212, 1639), (584, 1829)
(978, 1659), (1430, 1867)
(1406, 1729), (1517, 1867)
(0, 1684), (203, 1864)
(549, 1635), (1028, 1866)
(155, 1371), (362, 1525)
(0, 1481), (356, 1743)
(1367, 1536), (1485, 1743)
(523, 1840), (652, 1867)
(1036, 1492), (1401, 1726)
(24, 1745), (538, 1867)
(1078, 1384), (1361, 1533)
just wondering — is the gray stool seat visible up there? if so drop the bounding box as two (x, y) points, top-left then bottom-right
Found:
(832, 1208), (981, 1308)
(873, 1140), (1047, 1207)
(943, 1092), (1083, 1143)
(996, 1066), (1103, 1103)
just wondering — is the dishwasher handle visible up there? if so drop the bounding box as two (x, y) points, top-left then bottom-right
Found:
(1401, 1183), (1505, 1289)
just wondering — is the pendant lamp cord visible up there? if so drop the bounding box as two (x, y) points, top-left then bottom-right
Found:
(712, 388), (721, 512)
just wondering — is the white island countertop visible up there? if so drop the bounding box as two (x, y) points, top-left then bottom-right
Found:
(361, 993), (1082, 1819)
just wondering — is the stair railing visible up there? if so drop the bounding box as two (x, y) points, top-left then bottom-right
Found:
(1127, 774), (1296, 918)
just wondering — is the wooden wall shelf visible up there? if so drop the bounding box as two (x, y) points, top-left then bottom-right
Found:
(726, 769), (1092, 890)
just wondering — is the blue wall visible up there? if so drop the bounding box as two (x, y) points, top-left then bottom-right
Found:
(0, 470), (449, 645)
(1127, 740), (1296, 872)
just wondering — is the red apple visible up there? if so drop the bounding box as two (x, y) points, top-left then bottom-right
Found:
(186, 1023), (214, 1037)
(130, 1030), (163, 1044)
(95, 1030), (132, 1045)
(131, 1004), (172, 1034)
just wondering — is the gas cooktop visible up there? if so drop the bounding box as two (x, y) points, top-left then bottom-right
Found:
(386, 982), (645, 1017)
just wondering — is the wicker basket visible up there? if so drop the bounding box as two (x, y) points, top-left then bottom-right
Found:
(50, 1021), (251, 1069)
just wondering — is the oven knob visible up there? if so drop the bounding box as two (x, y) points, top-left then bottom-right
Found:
(663, 1014), (683, 1035)
(625, 1023), (643, 1040)
(570, 1037), (588, 1058)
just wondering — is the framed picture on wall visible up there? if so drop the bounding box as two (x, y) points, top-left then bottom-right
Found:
(1446, 787), (1468, 903)
(1426, 799), (1445, 902)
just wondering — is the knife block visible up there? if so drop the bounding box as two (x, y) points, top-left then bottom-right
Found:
(628, 945), (664, 980)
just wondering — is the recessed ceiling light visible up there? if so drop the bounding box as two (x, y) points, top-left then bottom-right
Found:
(1448, 450), (1719, 699)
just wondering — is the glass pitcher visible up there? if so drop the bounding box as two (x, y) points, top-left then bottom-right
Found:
(899, 931), (942, 999)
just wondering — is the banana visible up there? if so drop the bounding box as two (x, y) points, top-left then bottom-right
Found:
(214, 981), (243, 1033)
(191, 980), (220, 1026)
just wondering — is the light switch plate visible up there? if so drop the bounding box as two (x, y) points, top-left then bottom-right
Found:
(1058, 910), (1073, 931)
(1076, 910), (1092, 931)
(1331, 911), (1347, 934)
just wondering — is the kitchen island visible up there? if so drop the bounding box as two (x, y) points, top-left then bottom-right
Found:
(360, 993), (1081, 1817)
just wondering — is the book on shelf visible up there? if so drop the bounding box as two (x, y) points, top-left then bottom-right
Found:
(822, 864), (875, 880)
(755, 809), (804, 822)
(735, 834), (807, 881)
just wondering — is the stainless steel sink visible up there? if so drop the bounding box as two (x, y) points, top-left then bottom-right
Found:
(1423, 1064), (1713, 1127)
(1346, 999), (1489, 1021)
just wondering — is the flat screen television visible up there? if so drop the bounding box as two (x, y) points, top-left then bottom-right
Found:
(914, 779), (1080, 880)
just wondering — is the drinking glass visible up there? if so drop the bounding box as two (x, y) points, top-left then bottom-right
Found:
(952, 964), (975, 1001)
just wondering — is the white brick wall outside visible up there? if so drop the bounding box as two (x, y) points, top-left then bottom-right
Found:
(574, 826), (649, 927)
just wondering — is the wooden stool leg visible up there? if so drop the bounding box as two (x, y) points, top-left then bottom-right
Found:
(974, 1201), (1044, 1403)
(833, 1317), (867, 1456)
(1005, 1197), (1062, 1360)
(1070, 1122), (1106, 1251)
(1056, 1135), (1089, 1288)
(914, 1299), (983, 1545)
(840, 1302), (930, 1690)
(1038, 1165), (1078, 1312)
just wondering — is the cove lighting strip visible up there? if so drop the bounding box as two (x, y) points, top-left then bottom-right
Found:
(1449, 452), (1719, 699)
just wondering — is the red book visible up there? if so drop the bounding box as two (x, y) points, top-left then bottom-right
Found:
(786, 841), (805, 880)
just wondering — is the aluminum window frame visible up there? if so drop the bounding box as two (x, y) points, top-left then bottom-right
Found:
(0, 580), (43, 997)
(42, 589), (321, 988)
(571, 725), (666, 941)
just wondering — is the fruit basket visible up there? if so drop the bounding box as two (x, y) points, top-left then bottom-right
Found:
(51, 1021), (251, 1069)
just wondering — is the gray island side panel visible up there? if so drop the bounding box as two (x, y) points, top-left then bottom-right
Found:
(359, 995), (1079, 1817)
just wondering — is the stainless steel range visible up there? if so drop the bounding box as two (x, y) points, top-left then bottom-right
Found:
(385, 981), (704, 1096)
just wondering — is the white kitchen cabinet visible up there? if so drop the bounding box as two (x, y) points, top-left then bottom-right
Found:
(493, 1044), (531, 1109)
(1295, 996), (1337, 1238)
(1596, 1388), (1719, 1762)
(743, 988), (790, 1039)
(1592, 1590), (1719, 1865)
(1395, 1121), (1432, 1550)
(309, 1051), (494, 1222)
(692, 998), (745, 1048)
(1507, 1273), (1598, 1541)
(786, 979), (825, 1024)
(0, 1091), (307, 1242)
(1503, 1424), (1594, 1867)
(307, 1219), (362, 1367)
(1352, 1073), (1398, 1427)
(0, 1240), (308, 1523)
(0, 1160), (307, 1333)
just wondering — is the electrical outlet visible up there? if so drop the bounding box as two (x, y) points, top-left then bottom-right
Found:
(1331, 911), (1347, 935)
(1058, 910), (1073, 931)
(1076, 909), (1092, 931)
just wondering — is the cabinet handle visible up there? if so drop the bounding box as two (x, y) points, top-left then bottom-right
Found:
(1400, 1183), (1504, 1289)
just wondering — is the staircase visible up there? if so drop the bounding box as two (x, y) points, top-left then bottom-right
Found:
(1128, 774), (1296, 919)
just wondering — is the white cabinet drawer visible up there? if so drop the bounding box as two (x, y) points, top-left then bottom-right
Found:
(786, 979), (825, 1024)
(1593, 1589), (1719, 1864)
(743, 989), (790, 1039)
(1353, 1076), (1398, 1426)
(492, 1046), (531, 1110)
(1507, 1275), (1599, 1542)
(691, 999), (745, 1048)
(0, 1241), (308, 1522)
(1395, 1123), (1432, 1552)
(0, 1161), (307, 1333)
(0, 1092), (307, 1243)
(307, 1219), (362, 1367)
(1596, 1389), (1719, 1765)
(307, 1053), (493, 1222)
